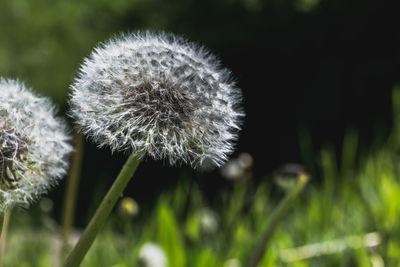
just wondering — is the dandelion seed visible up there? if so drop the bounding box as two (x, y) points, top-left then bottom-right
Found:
(69, 31), (243, 167)
(0, 79), (72, 213)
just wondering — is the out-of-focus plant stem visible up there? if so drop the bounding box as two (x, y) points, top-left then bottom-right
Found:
(62, 132), (84, 256)
(0, 208), (11, 267)
(247, 173), (309, 267)
(64, 153), (141, 267)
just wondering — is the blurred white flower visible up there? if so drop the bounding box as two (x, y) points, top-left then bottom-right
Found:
(0, 79), (72, 213)
(69, 31), (243, 168)
(224, 258), (242, 267)
(221, 159), (244, 180)
(138, 242), (167, 267)
(237, 152), (253, 169)
(199, 208), (219, 235)
(221, 152), (253, 181)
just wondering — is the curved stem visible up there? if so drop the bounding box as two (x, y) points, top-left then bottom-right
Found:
(0, 208), (11, 267)
(247, 174), (309, 267)
(64, 153), (142, 267)
(62, 132), (84, 255)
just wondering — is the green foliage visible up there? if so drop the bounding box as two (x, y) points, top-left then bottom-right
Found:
(156, 203), (186, 267)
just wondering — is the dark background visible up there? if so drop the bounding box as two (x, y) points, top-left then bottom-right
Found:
(0, 0), (399, 224)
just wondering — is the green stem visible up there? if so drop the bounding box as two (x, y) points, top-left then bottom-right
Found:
(247, 174), (309, 267)
(62, 132), (84, 255)
(0, 208), (11, 267)
(64, 153), (142, 267)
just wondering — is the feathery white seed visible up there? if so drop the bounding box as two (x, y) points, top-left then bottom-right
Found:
(0, 79), (72, 213)
(70, 31), (243, 167)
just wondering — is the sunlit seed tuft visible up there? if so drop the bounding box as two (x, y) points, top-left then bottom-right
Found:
(69, 31), (244, 168)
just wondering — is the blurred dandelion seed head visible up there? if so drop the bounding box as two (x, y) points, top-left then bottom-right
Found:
(0, 79), (72, 213)
(70, 31), (243, 167)
(138, 242), (167, 267)
(238, 152), (253, 169)
(221, 152), (253, 181)
(273, 163), (308, 191)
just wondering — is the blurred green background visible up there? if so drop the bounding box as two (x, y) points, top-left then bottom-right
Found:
(1, 0), (400, 266)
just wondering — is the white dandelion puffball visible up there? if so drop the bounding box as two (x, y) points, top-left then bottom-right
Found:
(70, 31), (243, 167)
(0, 79), (72, 212)
(138, 242), (167, 267)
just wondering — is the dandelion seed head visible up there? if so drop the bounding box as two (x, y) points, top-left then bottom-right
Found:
(70, 31), (243, 167)
(0, 79), (72, 213)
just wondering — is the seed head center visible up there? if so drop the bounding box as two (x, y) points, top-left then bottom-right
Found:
(123, 80), (197, 128)
(0, 128), (29, 189)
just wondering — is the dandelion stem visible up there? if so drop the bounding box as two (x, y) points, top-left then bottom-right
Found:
(62, 131), (84, 257)
(64, 153), (141, 267)
(0, 208), (11, 267)
(247, 174), (309, 267)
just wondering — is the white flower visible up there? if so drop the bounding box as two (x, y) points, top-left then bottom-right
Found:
(69, 31), (243, 167)
(138, 242), (167, 267)
(198, 208), (219, 235)
(0, 79), (72, 213)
